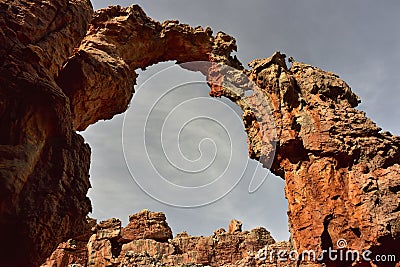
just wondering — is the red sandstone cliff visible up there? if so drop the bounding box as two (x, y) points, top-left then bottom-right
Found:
(0, 1), (93, 265)
(212, 52), (400, 266)
(0, 1), (399, 266)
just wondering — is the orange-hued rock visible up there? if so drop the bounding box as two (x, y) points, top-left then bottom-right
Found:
(261, 55), (399, 265)
(41, 217), (96, 267)
(43, 211), (276, 267)
(56, 5), (240, 131)
(1, 0), (400, 266)
(228, 219), (243, 234)
(0, 0), (93, 265)
(40, 239), (88, 267)
(210, 52), (400, 265)
(121, 209), (173, 242)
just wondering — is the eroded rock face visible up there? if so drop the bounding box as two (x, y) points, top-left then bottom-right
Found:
(1, 1), (399, 266)
(0, 0), (93, 266)
(0, 2), (236, 266)
(42, 210), (276, 267)
(228, 219), (243, 234)
(56, 5), (240, 131)
(210, 52), (400, 265)
(121, 209), (173, 242)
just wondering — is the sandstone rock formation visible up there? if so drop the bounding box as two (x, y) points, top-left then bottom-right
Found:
(42, 210), (278, 267)
(0, 0), (94, 266)
(56, 5), (240, 131)
(1, 1), (399, 266)
(228, 219), (243, 234)
(0, 2), (236, 266)
(120, 209), (173, 242)
(210, 52), (400, 265)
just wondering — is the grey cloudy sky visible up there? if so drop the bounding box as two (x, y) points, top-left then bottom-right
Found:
(82, 1), (400, 241)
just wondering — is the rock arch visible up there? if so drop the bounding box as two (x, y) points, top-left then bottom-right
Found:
(0, 2), (399, 266)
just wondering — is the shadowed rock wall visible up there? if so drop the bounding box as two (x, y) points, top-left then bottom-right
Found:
(0, 2), (236, 266)
(42, 210), (282, 267)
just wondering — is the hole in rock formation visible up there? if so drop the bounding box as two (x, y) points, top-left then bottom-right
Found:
(2, 2), (400, 266)
(82, 61), (290, 241)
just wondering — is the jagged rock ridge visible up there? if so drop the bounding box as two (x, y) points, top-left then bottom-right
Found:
(0, 1), (399, 266)
(42, 210), (287, 267)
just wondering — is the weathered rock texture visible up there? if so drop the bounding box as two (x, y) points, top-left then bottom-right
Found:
(0, 2), (236, 266)
(0, 0), (94, 266)
(1, 1), (399, 266)
(42, 210), (278, 267)
(56, 5), (240, 131)
(209, 52), (400, 265)
(121, 209), (173, 242)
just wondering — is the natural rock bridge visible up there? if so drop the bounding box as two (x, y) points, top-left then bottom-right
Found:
(0, 1), (399, 266)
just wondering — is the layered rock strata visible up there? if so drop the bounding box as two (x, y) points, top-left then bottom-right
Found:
(0, 0), (94, 265)
(209, 52), (400, 265)
(0, 2), (236, 266)
(0, 1), (399, 266)
(42, 210), (281, 267)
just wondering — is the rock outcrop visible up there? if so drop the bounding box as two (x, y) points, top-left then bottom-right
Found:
(42, 210), (278, 267)
(0, 2), (236, 266)
(1, 1), (399, 266)
(120, 209), (173, 242)
(210, 52), (400, 265)
(56, 5), (240, 131)
(0, 0), (94, 266)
